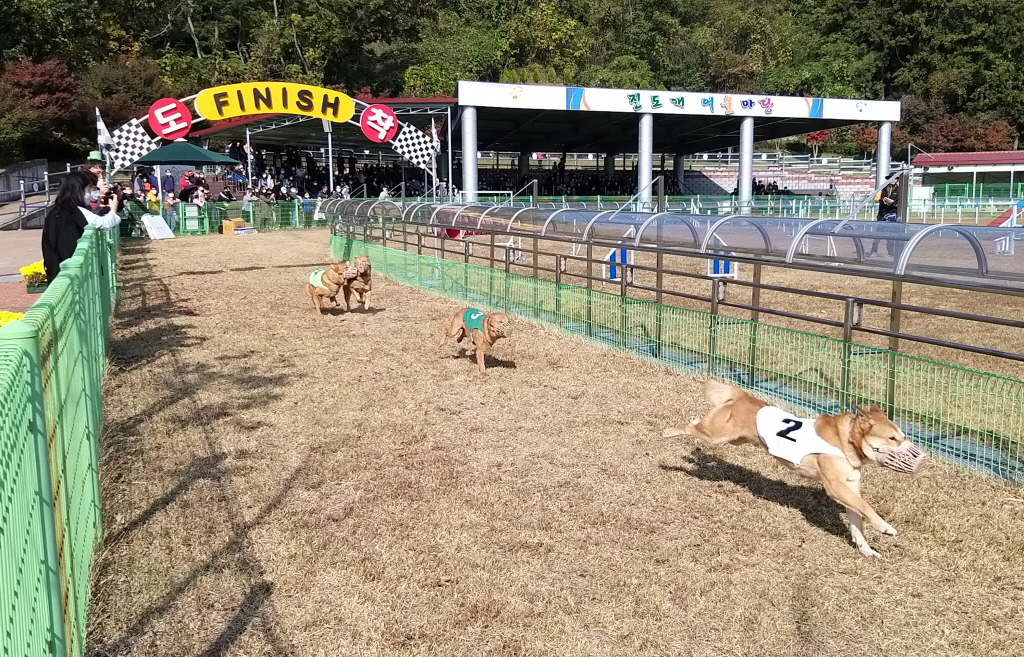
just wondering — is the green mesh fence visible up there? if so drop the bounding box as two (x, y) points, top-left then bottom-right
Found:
(332, 235), (1024, 484)
(0, 226), (117, 657)
(124, 200), (330, 235)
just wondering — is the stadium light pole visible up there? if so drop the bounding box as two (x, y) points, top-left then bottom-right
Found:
(876, 121), (892, 190)
(739, 116), (754, 212)
(638, 113), (653, 210)
(461, 106), (478, 202)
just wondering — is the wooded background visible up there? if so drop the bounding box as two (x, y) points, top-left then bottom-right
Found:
(1, 0), (1020, 161)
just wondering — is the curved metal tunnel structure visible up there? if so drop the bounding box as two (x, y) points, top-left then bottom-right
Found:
(319, 199), (1024, 294)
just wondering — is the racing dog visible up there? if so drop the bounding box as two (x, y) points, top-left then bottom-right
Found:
(307, 262), (357, 314)
(439, 307), (513, 376)
(663, 379), (927, 558)
(343, 255), (372, 311)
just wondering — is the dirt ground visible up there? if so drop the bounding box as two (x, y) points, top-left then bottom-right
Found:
(92, 229), (1024, 657)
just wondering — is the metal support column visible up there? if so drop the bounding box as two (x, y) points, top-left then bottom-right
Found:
(604, 153), (615, 176)
(738, 116), (754, 212)
(876, 121), (892, 191)
(673, 154), (684, 191)
(461, 106), (479, 202)
(447, 106), (453, 196)
(638, 114), (653, 210)
(246, 127), (254, 181)
(518, 152), (530, 181)
(324, 119), (335, 193)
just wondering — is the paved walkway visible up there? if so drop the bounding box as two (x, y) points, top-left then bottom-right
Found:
(0, 229), (42, 276)
(0, 281), (41, 313)
(0, 229), (43, 312)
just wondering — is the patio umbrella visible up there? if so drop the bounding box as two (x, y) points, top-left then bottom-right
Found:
(133, 141), (240, 166)
(133, 140), (238, 205)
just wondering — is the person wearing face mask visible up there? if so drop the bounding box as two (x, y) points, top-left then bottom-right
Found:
(41, 171), (121, 282)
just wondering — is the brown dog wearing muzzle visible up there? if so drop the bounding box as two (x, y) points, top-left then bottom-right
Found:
(439, 307), (512, 376)
(663, 379), (928, 558)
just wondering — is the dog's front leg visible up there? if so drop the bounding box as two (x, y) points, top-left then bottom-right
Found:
(343, 286), (353, 312)
(474, 334), (488, 376)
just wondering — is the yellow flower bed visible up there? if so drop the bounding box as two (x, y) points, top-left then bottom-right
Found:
(20, 261), (47, 286)
(0, 311), (25, 327)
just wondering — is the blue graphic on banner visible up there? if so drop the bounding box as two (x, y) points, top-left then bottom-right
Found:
(809, 98), (824, 118)
(566, 87), (585, 110)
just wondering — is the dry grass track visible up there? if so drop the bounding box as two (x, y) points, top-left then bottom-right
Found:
(92, 229), (1024, 657)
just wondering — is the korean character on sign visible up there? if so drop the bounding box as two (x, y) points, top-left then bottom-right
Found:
(741, 99), (755, 110)
(366, 108), (396, 140)
(670, 96), (685, 109)
(701, 97), (715, 112)
(759, 98), (775, 115)
(627, 93), (642, 111)
(651, 95), (663, 109)
(720, 95), (734, 115)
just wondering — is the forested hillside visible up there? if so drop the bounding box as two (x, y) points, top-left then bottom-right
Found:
(1, 0), (1020, 160)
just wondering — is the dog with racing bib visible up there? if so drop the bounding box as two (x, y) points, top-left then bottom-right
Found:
(439, 307), (513, 376)
(663, 379), (927, 558)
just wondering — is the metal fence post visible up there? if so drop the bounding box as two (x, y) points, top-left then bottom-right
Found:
(886, 281), (902, 415)
(655, 251), (664, 359)
(619, 261), (628, 348)
(504, 245), (511, 311)
(532, 237), (539, 316)
(586, 243), (594, 337)
(840, 298), (861, 409)
(555, 255), (562, 325)
(709, 279), (723, 374)
(747, 264), (762, 384)
(19, 179), (26, 229)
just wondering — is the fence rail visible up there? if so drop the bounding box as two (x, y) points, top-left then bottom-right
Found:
(0, 226), (118, 657)
(329, 221), (1023, 484)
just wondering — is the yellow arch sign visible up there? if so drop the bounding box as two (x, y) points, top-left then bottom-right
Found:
(194, 82), (355, 123)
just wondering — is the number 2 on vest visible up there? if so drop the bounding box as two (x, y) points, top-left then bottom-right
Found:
(776, 418), (803, 441)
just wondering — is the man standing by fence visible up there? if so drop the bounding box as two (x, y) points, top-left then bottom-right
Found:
(869, 177), (900, 257)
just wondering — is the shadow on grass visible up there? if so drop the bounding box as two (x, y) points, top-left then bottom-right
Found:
(661, 448), (849, 539)
(94, 463), (305, 657)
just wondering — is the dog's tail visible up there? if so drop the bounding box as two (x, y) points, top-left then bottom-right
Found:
(704, 379), (746, 406)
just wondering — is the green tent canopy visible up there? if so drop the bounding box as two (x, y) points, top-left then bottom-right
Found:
(132, 140), (240, 166)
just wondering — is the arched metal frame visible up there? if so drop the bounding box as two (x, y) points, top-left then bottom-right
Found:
(320, 202), (1022, 291)
(429, 204), (462, 225)
(506, 206), (537, 232)
(581, 210), (620, 241)
(699, 215), (773, 254)
(634, 212), (701, 248)
(539, 208), (574, 236)
(895, 224), (990, 276)
(402, 202), (432, 222)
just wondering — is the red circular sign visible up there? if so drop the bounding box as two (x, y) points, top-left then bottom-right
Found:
(359, 104), (399, 143)
(147, 98), (193, 140)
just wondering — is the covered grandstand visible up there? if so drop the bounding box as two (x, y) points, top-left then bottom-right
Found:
(191, 81), (902, 209)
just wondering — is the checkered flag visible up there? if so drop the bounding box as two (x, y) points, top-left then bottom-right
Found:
(391, 124), (439, 170)
(110, 118), (159, 171)
(96, 108), (115, 156)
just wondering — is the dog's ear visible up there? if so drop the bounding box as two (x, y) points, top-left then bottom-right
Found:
(868, 403), (882, 413)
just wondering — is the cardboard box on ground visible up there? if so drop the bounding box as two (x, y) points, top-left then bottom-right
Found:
(221, 219), (257, 236)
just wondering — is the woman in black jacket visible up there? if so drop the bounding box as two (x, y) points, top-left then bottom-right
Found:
(41, 171), (121, 282)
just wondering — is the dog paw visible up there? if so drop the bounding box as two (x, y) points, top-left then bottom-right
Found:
(877, 522), (898, 536)
(858, 545), (882, 558)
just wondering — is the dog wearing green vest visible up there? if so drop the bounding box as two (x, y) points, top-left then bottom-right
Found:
(306, 262), (358, 314)
(439, 307), (513, 376)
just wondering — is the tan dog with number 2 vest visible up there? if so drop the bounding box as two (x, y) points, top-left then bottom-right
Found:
(663, 380), (927, 558)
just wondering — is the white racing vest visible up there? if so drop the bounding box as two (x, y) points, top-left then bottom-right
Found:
(755, 406), (845, 466)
